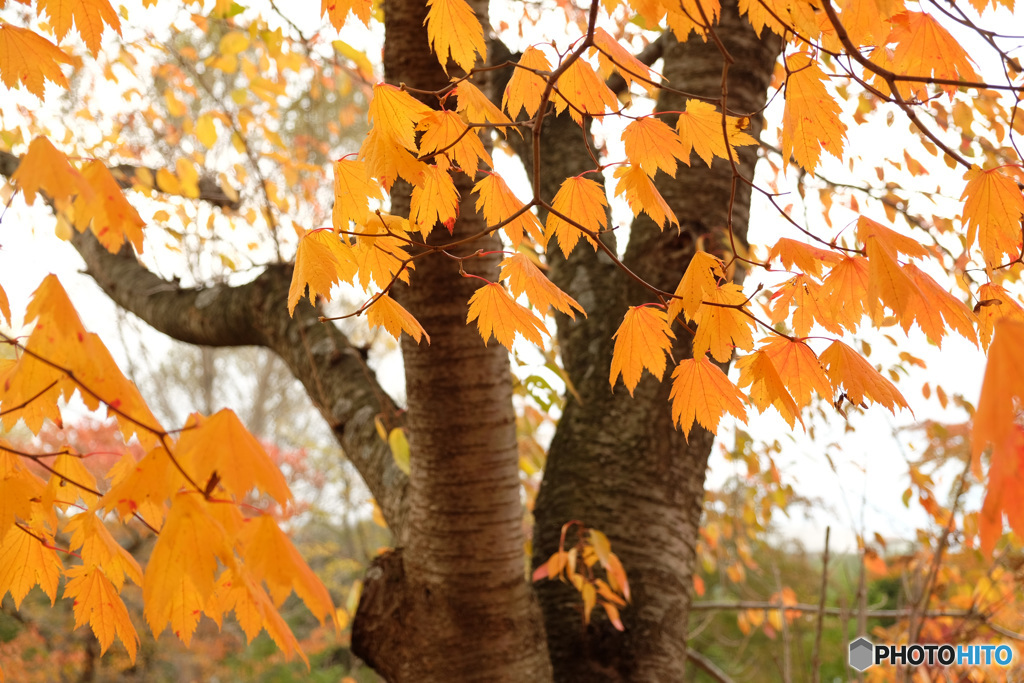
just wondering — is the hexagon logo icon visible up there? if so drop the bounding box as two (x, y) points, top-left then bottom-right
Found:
(849, 637), (874, 671)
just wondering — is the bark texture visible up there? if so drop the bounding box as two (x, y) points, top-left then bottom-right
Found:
(530, 5), (781, 680)
(350, 0), (553, 678)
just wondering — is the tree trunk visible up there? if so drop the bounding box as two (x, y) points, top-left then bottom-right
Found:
(531, 5), (781, 680)
(350, 0), (553, 678)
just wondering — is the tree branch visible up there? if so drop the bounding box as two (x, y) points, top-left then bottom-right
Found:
(0, 149), (410, 538)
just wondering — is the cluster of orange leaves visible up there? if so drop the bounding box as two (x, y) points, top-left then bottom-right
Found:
(0, 276), (337, 670)
(532, 522), (631, 630)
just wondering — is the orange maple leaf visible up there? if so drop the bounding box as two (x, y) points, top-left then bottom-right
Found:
(0, 23), (72, 98)
(0, 518), (63, 607)
(500, 252), (584, 319)
(817, 256), (870, 332)
(612, 165), (678, 229)
(287, 229), (357, 315)
(781, 53), (846, 173)
(961, 166), (1024, 269)
(63, 565), (140, 663)
(546, 175), (607, 257)
(332, 159), (381, 230)
(736, 351), (801, 428)
(888, 11), (980, 98)
(73, 160), (146, 254)
(467, 281), (547, 350)
(760, 337), (833, 410)
(675, 99), (757, 167)
(766, 238), (842, 279)
(368, 83), (432, 152)
(11, 136), (89, 206)
(609, 306), (675, 395)
(321, 0), (372, 28)
(36, 0), (121, 56)
(176, 409), (293, 505)
(366, 293), (429, 344)
(667, 250), (725, 323)
(819, 340), (909, 413)
(473, 172), (545, 246)
(455, 81), (514, 131)
(593, 28), (657, 95)
(670, 356), (747, 439)
(417, 110), (492, 174)
(692, 282), (756, 362)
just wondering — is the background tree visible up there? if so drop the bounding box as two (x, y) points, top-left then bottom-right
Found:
(1, 0), (1023, 680)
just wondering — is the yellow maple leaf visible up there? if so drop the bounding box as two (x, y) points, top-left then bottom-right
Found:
(176, 409), (293, 505)
(500, 252), (584, 319)
(735, 350), (801, 428)
(622, 117), (688, 178)
(321, 0), (372, 28)
(410, 164), (460, 236)
(366, 293), (429, 344)
(781, 53), (846, 173)
(37, 0), (121, 56)
(974, 318), (1024, 464)
(0, 23), (73, 98)
(63, 565), (140, 663)
(425, 0), (485, 74)
(609, 306), (675, 395)
(503, 46), (551, 119)
(612, 165), (678, 229)
(417, 110), (492, 173)
(143, 492), (234, 645)
(473, 172), (544, 246)
(0, 519), (63, 607)
(961, 166), (1024, 269)
(11, 136), (89, 205)
(287, 229), (357, 315)
(667, 250), (725, 323)
(819, 340), (909, 413)
(368, 83), (432, 152)
(455, 81), (514, 131)
(546, 175), (607, 257)
(888, 11), (980, 99)
(332, 158), (381, 230)
(676, 99), (757, 168)
(44, 451), (98, 512)
(670, 356), (747, 440)
(692, 282), (756, 362)
(553, 56), (618, 125)
(467, 282), (547, 350)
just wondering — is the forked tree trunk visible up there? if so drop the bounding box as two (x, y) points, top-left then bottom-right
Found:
(349, 0), (553, 679)
(531, 4), (781, 680)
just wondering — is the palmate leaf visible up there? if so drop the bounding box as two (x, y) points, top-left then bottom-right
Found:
(425, 0), (486, 74)
(610, 306), (675, 395)
(670, 356), (747, 440)
(467, 282), (546, 351)
(0, 24), (73, 98)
